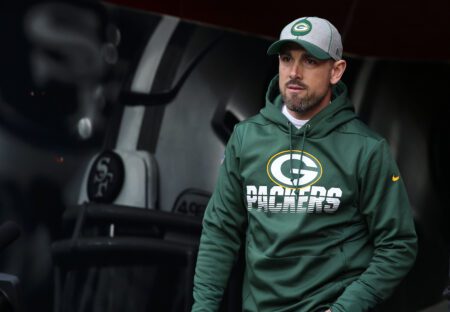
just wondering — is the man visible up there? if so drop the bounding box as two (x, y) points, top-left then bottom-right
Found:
(192, 17), (417, 312)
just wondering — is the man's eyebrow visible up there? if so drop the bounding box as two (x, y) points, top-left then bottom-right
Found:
(304, 53), (317, 59)
(303, 53), (325, 62)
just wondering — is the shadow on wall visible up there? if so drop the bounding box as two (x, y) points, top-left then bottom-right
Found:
(353, 59), (450, 311)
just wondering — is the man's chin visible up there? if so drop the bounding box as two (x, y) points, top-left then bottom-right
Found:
(287, 101), (318, 114)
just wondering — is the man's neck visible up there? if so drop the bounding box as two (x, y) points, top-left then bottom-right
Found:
(282, 105), (309, 129)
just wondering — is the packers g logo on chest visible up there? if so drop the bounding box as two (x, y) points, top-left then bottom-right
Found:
(267, 150), (322, 189)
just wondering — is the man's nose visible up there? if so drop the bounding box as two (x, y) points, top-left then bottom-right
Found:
(289, 62), (303, 80)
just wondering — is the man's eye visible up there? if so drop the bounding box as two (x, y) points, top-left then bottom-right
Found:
(305, 57), (318, 65)
(280, 55), (291, 62)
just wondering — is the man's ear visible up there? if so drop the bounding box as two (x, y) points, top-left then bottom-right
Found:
(330, 60), (346, 85)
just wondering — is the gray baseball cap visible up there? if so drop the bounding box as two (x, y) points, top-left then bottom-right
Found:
(267, 17), (343, 60)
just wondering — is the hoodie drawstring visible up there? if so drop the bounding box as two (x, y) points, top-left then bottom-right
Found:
(288, 122), (309, 199)
(289, 122), (294, 187)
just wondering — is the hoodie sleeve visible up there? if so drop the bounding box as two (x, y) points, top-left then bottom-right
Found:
(191, 127), (247, 311)
(331, 139), (418, 312)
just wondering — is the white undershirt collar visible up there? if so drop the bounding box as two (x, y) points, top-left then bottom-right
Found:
(282, 105), (309, 129)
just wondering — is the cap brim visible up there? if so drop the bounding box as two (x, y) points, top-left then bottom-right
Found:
(267, 39), (331, 60)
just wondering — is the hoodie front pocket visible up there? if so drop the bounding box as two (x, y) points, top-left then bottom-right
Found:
(245, 248), (346, 311)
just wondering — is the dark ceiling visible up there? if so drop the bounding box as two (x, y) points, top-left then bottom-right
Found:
(106, 0), (450, 61)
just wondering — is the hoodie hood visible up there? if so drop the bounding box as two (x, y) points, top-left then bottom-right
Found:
(261, 75), (356, 138)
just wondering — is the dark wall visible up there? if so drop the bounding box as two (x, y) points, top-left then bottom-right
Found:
(106, 0), (450, 60)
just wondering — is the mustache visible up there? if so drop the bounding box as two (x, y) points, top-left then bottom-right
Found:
(286, 80), (307, 89)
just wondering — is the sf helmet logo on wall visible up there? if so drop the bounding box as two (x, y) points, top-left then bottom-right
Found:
(267, 150), (322, 189)
(291, 19), (312, 36)
(93, 157), (114, 197)
(87, 150), (124, 203)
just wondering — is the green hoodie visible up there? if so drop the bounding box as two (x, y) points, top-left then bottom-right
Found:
(192, 76), (417, 312)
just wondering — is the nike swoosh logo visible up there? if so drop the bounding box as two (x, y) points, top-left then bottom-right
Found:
(392, 175), (400, 182)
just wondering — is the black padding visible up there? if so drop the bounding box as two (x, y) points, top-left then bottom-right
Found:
(87, 150), (124, 203)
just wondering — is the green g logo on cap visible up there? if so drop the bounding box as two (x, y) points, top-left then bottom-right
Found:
(291, 19), (312, 36)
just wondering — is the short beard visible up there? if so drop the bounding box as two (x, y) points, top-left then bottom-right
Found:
(282, 89), (327, 114)
(281, 94), (326, 114)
